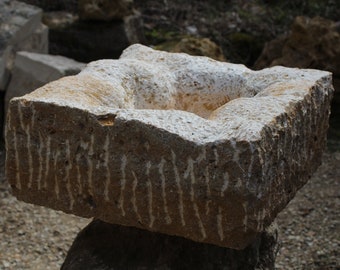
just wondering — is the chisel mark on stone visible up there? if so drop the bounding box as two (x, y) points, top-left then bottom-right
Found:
(131, 170), (142, 222)
(171, 150), (185, 226)
(65, 140), (74, 210)
(104, 134), (111, 201)
(217, 206), (224, 241)
(54, 150), (60, 199)
(146, 161), (155, 227)
(159, 157), (172, 224)
(186, 157), (206, 239)
(118, 154), (127, 217)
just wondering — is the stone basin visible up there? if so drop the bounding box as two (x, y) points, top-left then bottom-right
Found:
(5, 44), (333, 249)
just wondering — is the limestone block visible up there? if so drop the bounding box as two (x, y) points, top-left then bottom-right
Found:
(4, 51), (85, 116)
(15, 24), (49, 55)
(0, 0), (47, 91)
(0, 24), (48, 91)
(5, 44), (334, 249)
(0, 1), (42, 46)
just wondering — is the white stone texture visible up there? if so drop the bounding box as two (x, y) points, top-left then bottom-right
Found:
(5, 44), (334, 249)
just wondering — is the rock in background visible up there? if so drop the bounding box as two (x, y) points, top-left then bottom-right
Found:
(254, 16), (340, 73)
(254, 16), (340, 149)
(46, 12), (145, 63)
(156, 37), (226, 62)
(0, 0), (145, 138)
(40, 0), (145, 63)
(4, 51), (85, 117)
(0, 0), (47, 91)
(14, 1), (145, 63)
(0, 0), (48, 138)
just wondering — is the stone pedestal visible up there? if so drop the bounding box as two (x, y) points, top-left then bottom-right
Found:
(61, 219), (279, 270)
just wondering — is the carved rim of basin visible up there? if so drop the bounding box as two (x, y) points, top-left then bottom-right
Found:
(5, 44), (333, 249)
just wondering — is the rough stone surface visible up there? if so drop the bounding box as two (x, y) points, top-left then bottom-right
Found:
(4, 51), (85, 116)
(0, 0), (47, 91)
(48, 14), (145, 62)
(61, 219), (279, 270)
(79, 0), (134, 21)
(254, 15), (340, 149)
(5, 44), (334, 249)
(16, 23), (49, 55)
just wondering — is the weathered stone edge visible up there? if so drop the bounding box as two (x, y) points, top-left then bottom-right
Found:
(5, 72), (333, 249)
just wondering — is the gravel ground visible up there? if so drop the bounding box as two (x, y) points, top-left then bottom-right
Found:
(0, 145), (339, 270)
(275, 150), (340, 270)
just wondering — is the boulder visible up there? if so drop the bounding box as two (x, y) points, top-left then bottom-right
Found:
(4, 51), (85, 116)
(254, 16), (340, 146)
(254, 16), (340, 75)
(5, 44), (333, 250)
(79, 0), (134, 21)
(0, 0), (48, 91)
(156, 37), (226, 61)
(61, 219), (279, 270)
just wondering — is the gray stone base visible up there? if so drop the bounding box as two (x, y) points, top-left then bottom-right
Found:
(61, 220), (279, 270)
(0, 91), (4, 141)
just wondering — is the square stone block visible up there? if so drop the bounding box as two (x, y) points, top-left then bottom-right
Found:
(5, 44), (334, 249)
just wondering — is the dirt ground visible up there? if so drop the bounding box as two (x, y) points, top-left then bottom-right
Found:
(0, 143), (339, 269)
